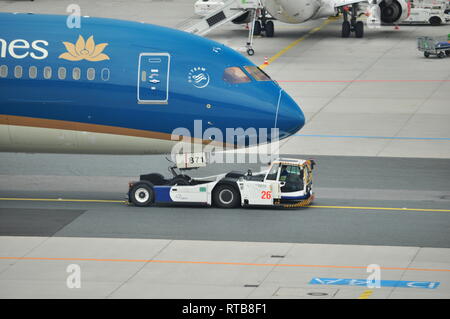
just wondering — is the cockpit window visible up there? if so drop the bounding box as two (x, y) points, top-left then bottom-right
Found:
(244, 66), (271, 81)
(223, 67), (251, 84)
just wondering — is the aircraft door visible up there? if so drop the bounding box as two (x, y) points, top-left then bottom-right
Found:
(138, 53), (170, 104)
(241, 181), (274, 205)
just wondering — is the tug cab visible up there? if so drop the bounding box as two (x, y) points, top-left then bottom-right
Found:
(239, 158), (315, 207)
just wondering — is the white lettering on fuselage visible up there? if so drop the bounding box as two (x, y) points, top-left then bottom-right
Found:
(0, 38), (49, 60)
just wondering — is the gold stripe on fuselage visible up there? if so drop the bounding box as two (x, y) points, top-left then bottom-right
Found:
(1, 114), (233, 148)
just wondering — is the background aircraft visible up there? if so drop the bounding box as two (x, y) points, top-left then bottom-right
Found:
(196, 0), (411, 39)
(259, 0), (411, 38)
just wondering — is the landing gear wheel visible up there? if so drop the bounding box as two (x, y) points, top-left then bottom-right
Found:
(342, 21), (351, 38)
(438, 51), (445, 58)
(265, 20), (274, 38)
(253, 20), (261, 36)
(355, 21), (364, 38)
(247, 48), (255, 56)
(130, 183), (154, 207)
(213, 185), (240, 208)
(424, 51), (430, 58)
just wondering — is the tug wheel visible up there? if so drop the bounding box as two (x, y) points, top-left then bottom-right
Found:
(130, 183), (154, 207)
(213, 184), (240, 208)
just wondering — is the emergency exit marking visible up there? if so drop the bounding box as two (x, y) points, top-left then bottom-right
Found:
(309, 278), (440, 289)
(138, 53), (170, 104)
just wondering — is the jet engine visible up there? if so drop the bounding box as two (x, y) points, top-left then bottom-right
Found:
(378, 0), (410, 24)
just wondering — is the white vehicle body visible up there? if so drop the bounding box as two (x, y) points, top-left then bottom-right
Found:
(401, 0), (450, 24)
(128, 158), (315, 208)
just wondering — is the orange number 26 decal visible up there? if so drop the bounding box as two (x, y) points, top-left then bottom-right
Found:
(261, 191), (272, 199)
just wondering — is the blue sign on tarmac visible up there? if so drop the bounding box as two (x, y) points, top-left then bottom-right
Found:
(309, 278), (440, 289)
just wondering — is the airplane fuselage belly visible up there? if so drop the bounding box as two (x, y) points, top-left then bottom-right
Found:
(264, 0), (322, 23)
(0, 123), (176, 154)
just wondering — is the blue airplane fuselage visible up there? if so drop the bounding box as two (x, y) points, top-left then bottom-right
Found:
(0, 12), (305, 154)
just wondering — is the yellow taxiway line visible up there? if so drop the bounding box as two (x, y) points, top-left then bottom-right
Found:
(358, 290), (374, 299)
(259, 16), (338, 69)
(0, 197), (449, 213)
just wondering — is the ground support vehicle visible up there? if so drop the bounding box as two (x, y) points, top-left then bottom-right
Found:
(401, 0), (450, 26)
(418, 35), (450, 58)
(128, 157), (315, 209)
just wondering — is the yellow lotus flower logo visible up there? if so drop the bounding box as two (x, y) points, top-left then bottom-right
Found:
(59, 35), (110, 62)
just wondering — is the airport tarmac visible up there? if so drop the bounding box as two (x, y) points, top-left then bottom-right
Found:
(1, 0), (450, 299)
(0, 153), (449, 298)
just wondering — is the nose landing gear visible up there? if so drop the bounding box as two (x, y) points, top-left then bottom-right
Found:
(252, 9), (274, 37)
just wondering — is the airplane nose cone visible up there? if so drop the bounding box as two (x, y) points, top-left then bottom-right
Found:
(276, 90), (305, 139)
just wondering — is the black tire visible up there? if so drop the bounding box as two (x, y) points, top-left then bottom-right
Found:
(355, 21), (364, 38)
(130, 183), (154, 207)
(265, 20), (274, 38)
(168, 175), (190, 186)
(445, 50), (450, 57)
(429, 16), (441, 26)
(213, 184), (240, 208)
(342, 21), (351, 38)
(247, 48), (255, 56)
(438, 51), (445, 58)
(424, 51), (430, 58)
(140, 173), (166, 185)
(253, 20), (262, 36)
